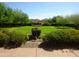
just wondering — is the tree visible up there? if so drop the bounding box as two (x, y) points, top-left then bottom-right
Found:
(66, 14), (79, 29)
(0, 3), (29, 27)
(41, 19), (51, 26)
(13, 10), (29, 25)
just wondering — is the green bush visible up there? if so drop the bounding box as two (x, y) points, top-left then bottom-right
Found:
(0, 32), (9, 47)
(43, 29), (79, 43)
(0, 29), (28, 48)
(4, 30), (27, 48)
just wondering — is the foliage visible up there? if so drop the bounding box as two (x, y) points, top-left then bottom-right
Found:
(43, 29), (79, 43)
(41, 19), (51, 26)
(0, 32), (9, 47)
(1, 3), (79, 28)
(0, 3), (29, 27)
(0, 28), (28, 48)
(40, 14), (79, 29)
(2, 30), (27, 48)
(65, 14), (79, 29)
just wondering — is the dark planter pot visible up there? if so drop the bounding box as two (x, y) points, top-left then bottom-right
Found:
(31, 28), (41, 40)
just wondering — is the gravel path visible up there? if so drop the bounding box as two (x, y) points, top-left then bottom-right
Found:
(0, 40), (79, 57)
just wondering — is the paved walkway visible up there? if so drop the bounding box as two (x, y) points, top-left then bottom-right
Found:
(0, 48), (79, 57)
(0, 40), (79, 57)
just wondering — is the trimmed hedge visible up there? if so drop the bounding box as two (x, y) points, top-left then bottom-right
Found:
(43, 29), (79, 43)
(4, 30), (27, 48)
(0, 29), (28, 48)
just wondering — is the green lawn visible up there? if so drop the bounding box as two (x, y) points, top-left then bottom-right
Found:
(0, 26), (74, 37)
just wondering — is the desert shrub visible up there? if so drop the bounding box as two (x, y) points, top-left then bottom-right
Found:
(0, 32), (9, 47)
(3, 30), (27, 48)
(43, 29), (79, 43)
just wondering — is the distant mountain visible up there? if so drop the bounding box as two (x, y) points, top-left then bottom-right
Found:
(31, 19), (40, 23)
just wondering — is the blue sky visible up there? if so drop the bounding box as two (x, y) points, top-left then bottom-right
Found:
(4, 2), (79, 19)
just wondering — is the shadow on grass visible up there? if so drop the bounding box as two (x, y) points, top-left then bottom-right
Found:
(38, 40), (79, 51)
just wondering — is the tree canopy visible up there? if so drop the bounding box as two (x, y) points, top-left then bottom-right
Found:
(0, 3), (29, 27)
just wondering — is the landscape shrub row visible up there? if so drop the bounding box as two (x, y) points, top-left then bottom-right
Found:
(43, 29), (79, 44)
(0, 29), (27, 48)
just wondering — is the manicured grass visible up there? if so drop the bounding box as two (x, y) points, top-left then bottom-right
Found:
(55, 26), (74, 29)
(0, 26), (74, 37)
